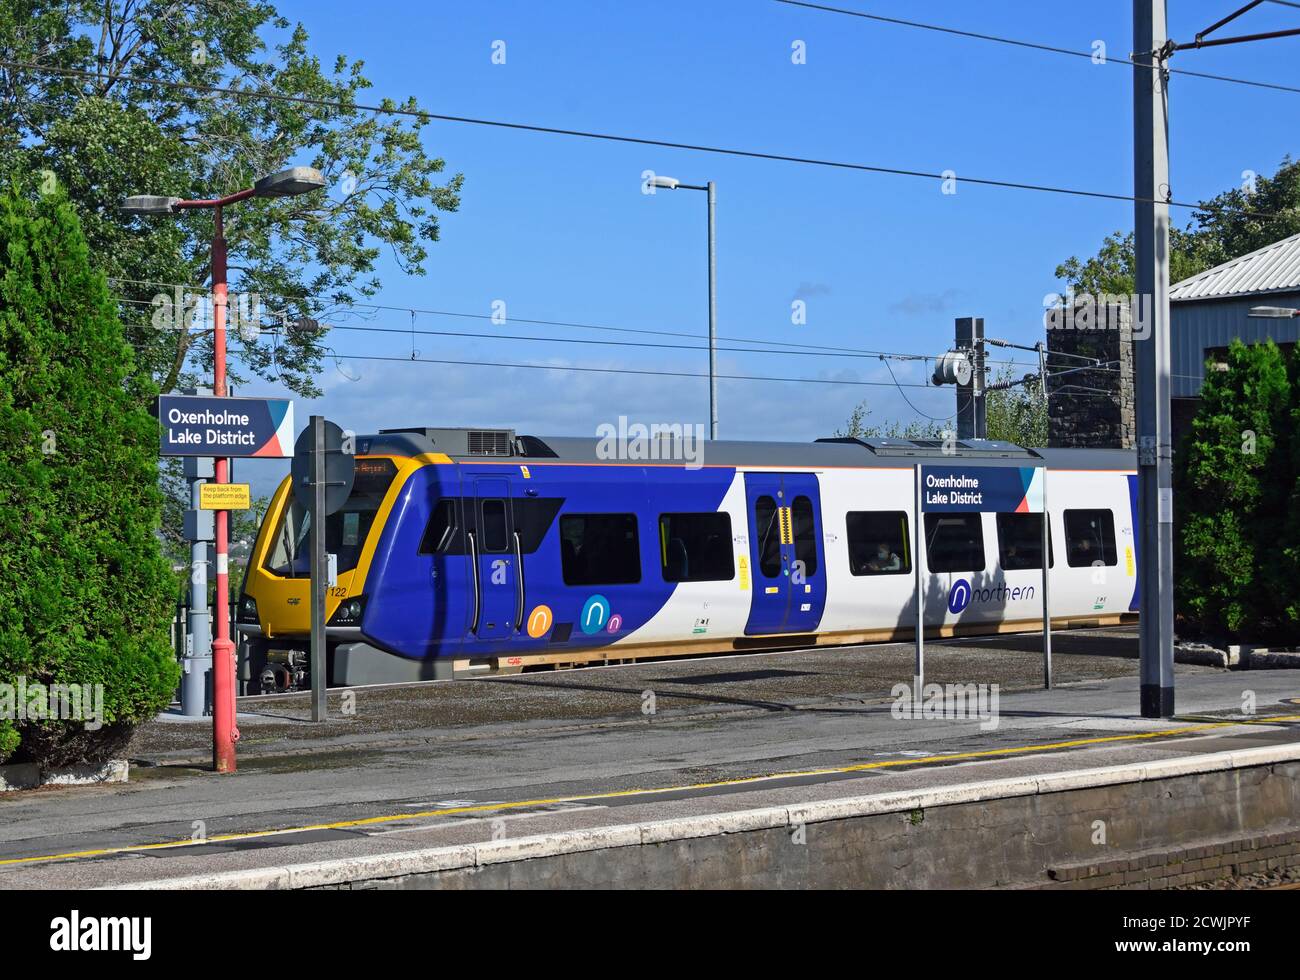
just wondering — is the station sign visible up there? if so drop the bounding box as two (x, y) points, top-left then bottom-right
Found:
(199, 483), (251, 511)
(157, 394), (294, 458)
(920, 464), (1044, 514)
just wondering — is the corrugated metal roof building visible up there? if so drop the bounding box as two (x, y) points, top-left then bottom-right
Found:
(1170, 231), (1300, 400)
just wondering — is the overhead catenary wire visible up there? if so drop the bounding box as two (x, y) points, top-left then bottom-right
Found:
(107, 278), (1040, 368)
(112, 277), (916, 357)
(878, 356), (966, 422)
(115, 289), (1141, 382)
(119, 322), (960, 391)
(2, 58), (1293, 222)
(225, 345), (953, 391)
(771, 0), (1300, 96)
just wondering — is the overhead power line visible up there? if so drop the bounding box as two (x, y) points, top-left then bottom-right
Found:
(771, 0), (1300, 96)
(1, 58), (1291, 221)
(229, 345), (950, 391)
(107, 277), (1035, 367)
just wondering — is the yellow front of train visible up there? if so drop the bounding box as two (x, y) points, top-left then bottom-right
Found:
(235, 456), (406, 691)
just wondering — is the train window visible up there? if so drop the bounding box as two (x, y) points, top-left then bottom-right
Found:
(924, 513), (986, 573)
(513, 497), (564, 554)
(846, 511), (911, 576)
(659, 513), (734, 583)
(480, 499), (509, 553)
(754, 496), (781, 578)
(996, 513), (1053, 570)
(791, 496), (819, 577)
(265, 497), (311, 577)
(1064, 509), (1118, 567)
(560, 514), (641, 585)
(264, 458), (397, 577)
(419, 499), (458, 554)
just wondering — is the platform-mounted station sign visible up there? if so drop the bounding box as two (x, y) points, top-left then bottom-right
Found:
(911, 462), (1051, 701)
(157, 394), (294, 458)
(919, 464), (1044, 515)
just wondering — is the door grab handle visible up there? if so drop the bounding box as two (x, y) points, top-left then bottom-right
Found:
(468, 530), (481, 634)
(513, 530), (525, 632)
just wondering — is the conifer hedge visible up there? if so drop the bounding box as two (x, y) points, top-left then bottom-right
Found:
(1175, 339), (1295, 642)
(0, 183), (178, 767)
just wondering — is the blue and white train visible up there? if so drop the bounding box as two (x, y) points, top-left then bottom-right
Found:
(236, 427), (1139, 690)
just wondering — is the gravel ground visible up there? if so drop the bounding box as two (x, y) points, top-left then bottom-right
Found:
(128, 626), (1216, 762)
(1175, 867), (1300, 890)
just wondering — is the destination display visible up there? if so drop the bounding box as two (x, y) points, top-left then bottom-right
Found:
(157, 394), (294, 458)
(920, 464), (1044, 514)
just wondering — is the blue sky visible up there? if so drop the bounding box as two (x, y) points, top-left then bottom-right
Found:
(232, 0), (1300, 495)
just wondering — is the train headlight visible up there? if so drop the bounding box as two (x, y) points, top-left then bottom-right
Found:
(328, 595), (366, 626)
(237, 595), (259, 624)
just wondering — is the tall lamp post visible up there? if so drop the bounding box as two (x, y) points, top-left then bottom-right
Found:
(649, 175), (718, 439)
(122, 166), (326, 773)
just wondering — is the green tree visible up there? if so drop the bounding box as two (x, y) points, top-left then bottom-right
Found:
(1056, 158), (1300, 296)
(1175, 340), (1291, 641)
(1, 1), (464, 577)
(0, 0), (463, 398)
(0, 182), (179, 766)
(985, 365), (1048, 446)
(835, 400), (944, 440)
(1275, 347), (1300, 632)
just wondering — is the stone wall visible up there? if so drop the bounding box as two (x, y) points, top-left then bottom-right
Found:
(1047, 301), (1136, 449)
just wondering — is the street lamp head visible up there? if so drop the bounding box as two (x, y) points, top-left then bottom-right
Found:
(1248, 305), (1300, 319)
(120, 195), (181, 216)
(648, 176), (681, 190)
(254, 166), (327, 198)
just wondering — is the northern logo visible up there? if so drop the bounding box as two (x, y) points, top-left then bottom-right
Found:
(947, 578), (1036, 613)
(948, 579), (972, 614)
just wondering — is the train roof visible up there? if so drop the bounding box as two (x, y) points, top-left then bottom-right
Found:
(358, 427), (1136, 471)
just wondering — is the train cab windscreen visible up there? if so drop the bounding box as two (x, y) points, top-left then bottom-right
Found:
(264, 458), (399, 578)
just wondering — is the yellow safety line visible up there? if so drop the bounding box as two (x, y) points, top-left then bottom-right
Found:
(2, 714), (1296, 869)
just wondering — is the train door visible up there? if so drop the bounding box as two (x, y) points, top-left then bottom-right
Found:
(465, 476), (519, 642)
(743, 473), (827, 635)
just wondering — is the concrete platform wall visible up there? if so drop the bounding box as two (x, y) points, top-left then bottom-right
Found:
(125, 746), (1300, 891)
(361, 761), (1300, 890)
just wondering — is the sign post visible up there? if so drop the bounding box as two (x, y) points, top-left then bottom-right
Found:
(914, 465), (926, 705)
(917, 463), (1051, 704)
(291, 418), (355, 722)
(311, 418), (327, 722)
(1042, 470), (1052, 689)
(158, 393), (293, 770)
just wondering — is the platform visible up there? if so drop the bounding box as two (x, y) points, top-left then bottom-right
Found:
(1, 627), (1297, 889)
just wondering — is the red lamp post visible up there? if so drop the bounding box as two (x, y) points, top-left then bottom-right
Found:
(123, 167), (326, 773)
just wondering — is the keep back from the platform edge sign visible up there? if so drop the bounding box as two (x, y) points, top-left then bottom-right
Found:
(157, 394), (294, 458)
